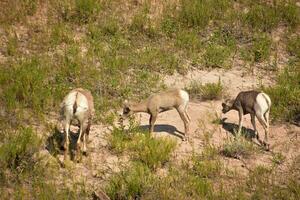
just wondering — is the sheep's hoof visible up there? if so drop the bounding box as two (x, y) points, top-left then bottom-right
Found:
(82, 151), (88, 156)
(263, 142), (270, 151)
(182, 136), (188, 142)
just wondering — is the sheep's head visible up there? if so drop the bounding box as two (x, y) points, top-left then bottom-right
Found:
(222, 99), (234, 114)
(122, 100), (134, 118)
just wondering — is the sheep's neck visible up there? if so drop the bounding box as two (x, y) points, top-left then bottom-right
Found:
(131, 101), (148, 113)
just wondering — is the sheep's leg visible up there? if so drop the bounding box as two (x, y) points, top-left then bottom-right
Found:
(237, 108), (244, 135)
(251, 113), (263, 145)
(264, 110), (271, 138)
(76, 122), (85, 162)
(256, 114), (269, 150)
(184, 105), (191, 122)
(177, 106), (190, 141)
(64, 119), (71, 160)
(149, 112), (158, 134)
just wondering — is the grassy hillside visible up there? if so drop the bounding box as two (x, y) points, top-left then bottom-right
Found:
(0, 0), (299, 199)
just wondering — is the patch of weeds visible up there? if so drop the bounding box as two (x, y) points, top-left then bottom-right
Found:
(130, 134), (176, 170)
(74, 0), (102, 23)
(108, 120), (176, 169)
(280, 0), (300, 29)
(243, 3), (280, 31)
(0, 127), (41, 171)
(6, 33), (18, 56)
(203, 44), (232, 68)
(175, 30), (202, 52)
(191, 147), (222, 178)
(0, 58), (52, 114)
(287, 35), (300, 59)
(106, 162), (155, 200)
(271, 152), (285, 165)
(50, 23), (74, 46)
(221, 133), (257, 159)
(262, 63), (300, 122)
(241, 34), (272, 63)
(161, 14), (179, 37)
(0, 0), (38, 24)
(185, 78), (225, 100)
(179, 0), (231, 28)
(136, 47), (179, 75)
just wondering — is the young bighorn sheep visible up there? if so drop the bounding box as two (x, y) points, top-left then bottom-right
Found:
(222, 90), (271, 149)
(122, 89), (191, 141)
(60, 88), (94, 161)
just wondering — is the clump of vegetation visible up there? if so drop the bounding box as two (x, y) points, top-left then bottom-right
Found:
(241, 34), (272, 63)
(106, 162), (155, 200)
(287, 35), (300, 59)
(179, 0), (230, 28)
(185, 78), (225, 100)
(262, 63), (300, 122)
(108, 121), (176, 169)
(221, 133), (257, 159)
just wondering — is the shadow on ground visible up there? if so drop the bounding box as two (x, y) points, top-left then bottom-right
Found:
(139, 124), (185, 140)
(220, 118), (256, 139)
(46, 126), (81, 160)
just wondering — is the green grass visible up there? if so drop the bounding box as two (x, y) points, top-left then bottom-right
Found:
(287, 35), (300, 59)
(262, 62), (300, 122)
(108, 122), (176, 170)
(185, 78), (225, 100)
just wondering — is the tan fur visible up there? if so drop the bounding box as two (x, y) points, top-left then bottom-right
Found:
(60, 88), (94, 162)
(123, 89), (190, 140)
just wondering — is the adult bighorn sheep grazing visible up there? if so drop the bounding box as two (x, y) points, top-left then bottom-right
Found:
(122, 89), (191, 141)
(60, 88), (94, 161)
(222, 90), (271, 149)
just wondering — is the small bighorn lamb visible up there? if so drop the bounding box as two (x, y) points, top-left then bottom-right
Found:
(122, 89), (191, 141)
(222, 90), (271, 149)
(60, 88), (94, 161)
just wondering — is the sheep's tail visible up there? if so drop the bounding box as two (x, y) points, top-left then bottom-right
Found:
(73, 92), (79, 114)
(261, 92), (271, 113)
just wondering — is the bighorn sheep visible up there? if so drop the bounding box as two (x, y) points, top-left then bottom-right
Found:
(60, 88), (94, 161)
(222, 90), (271, 149)
(122, 89), (191, 141)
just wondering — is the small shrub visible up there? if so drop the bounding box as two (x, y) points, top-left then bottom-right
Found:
(130, 134), (176, 169)
(221, 133), (257, 159)
(185, 78), (224, 100)
(106, 162), (155, 200)
(161, 15), (179, 37)
(280, 1), (300, 29)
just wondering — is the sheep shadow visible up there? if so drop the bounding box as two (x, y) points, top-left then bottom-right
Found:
(220, 118), (256, 139)
(139, 124), (185, 140)
(46, 126), (81, 160)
